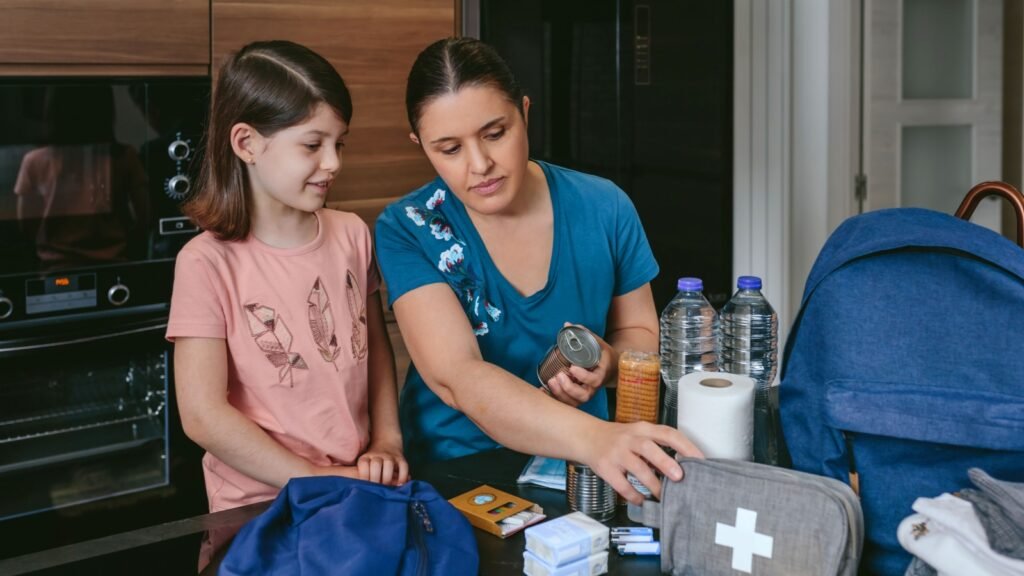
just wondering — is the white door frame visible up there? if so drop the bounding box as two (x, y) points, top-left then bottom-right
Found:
(733, 0), (860, 346)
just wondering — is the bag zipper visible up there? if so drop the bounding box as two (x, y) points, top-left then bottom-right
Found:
(410, 500), (434, 576)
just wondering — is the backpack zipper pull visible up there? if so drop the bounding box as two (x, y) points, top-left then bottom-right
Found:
(413, 501), (434, 533)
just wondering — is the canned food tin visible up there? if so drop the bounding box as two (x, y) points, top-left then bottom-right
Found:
(537, 325), (602, 389)
(566, 461), (617, 522)
(627, 472), (654, 498)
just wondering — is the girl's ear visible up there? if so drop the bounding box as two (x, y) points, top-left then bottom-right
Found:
(522, 96), (531, 127)
(230, 123), (259, 164)
(409, 132), (421, 146)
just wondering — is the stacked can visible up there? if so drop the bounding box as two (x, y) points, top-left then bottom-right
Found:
(614, 351), (661, 424)
(566, 461), (616, 522)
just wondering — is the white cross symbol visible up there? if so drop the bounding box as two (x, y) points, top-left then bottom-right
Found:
(714, 507), (774, 573)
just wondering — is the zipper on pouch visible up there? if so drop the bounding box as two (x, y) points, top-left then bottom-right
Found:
(410, 500), (434, 576)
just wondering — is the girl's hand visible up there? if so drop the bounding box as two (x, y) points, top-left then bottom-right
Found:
(545, 324), (614, 407)
(581, 420), (704, 505)
(357, 440), (410, 486)
(309, 464), (361, 479)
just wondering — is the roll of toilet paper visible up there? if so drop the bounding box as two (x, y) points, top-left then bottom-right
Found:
(675, 372), (755, 460)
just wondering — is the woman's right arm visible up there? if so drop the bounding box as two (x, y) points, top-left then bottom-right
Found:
(174, 337), (358, 487)
(393, 283), (701, 504)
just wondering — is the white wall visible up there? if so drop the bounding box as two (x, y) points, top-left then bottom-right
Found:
(733, 0), (792, 347)
(734, 0), (860, 348)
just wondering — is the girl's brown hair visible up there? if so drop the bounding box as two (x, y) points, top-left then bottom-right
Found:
(185, 40), (353, 241)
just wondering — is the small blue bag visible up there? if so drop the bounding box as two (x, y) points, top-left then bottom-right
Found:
(219, 477), (479, 575)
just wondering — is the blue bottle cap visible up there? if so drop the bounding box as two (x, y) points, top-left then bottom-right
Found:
(677, 277), (703, 291)
(737, 276), (762, 290)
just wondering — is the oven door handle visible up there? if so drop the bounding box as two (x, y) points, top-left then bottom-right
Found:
(0, 321), (168, 354)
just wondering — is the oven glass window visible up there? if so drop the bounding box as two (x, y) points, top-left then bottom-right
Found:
(0, 80), (208, 276)
(0, 342), (169, 521)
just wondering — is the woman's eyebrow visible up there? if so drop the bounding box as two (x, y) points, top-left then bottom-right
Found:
(429, 116), (505, 145)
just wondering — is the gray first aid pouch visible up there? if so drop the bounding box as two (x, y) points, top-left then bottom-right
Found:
(636, 458), (863, 576)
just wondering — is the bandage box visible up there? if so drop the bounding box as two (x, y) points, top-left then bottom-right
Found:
(524, 511), (610, 566)
(449, 484), (545, 538)
(523, 550), (609, 576)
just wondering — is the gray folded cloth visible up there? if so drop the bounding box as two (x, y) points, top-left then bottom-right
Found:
(904, 557), (936, 576)
(965, 468), (1024, 561)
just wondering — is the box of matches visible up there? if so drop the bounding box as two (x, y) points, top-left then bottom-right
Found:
(449, 484), (546, 538)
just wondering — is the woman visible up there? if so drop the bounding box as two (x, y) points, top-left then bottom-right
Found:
(375, 37), (699, 503)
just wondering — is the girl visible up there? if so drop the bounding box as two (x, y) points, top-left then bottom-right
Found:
(167, 40), (407, 569)
(374, 37), (700, 505)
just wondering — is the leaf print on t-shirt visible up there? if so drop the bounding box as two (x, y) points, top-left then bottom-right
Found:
(244, 302), (308, 387)
(307, 277), (340, 370)
(346, 270), (367, 361)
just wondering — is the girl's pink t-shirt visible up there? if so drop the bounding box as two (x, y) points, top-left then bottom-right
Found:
(167, 209), (379, 512)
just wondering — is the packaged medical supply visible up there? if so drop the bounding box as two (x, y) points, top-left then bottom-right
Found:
(523, 550), (609, 576)
(524, 511), (610, 566)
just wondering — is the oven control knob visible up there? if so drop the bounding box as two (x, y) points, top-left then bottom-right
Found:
(166, 175), (191, 200)
(168, 139), (191, 161)
(107, 284), (130, 307)
(0, 296), (12, 320)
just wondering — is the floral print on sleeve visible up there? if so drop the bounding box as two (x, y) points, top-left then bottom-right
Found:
(405, 188), (502, 337)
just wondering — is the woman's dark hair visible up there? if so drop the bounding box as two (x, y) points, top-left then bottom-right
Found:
(405, 37), (523, 135)
(185, 40), (353, 241)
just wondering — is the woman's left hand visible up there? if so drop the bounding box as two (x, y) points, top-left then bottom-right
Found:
(357, 440), (410, 486)
(546, 326), (614, 407)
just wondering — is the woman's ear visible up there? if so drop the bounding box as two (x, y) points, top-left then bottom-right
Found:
(409, 132), (421, 146)
(230, 123), (258, 164)
(522, 96), (531, 127)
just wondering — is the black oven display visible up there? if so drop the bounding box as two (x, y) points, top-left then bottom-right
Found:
(24, 273), (98, 315)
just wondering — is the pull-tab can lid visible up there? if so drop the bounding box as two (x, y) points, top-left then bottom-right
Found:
(557, 325), (601, 369)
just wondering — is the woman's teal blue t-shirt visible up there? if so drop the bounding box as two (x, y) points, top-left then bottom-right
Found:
(374, 161), (659, 465)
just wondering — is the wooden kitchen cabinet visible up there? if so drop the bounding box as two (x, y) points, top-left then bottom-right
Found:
(213, 0), (455, 226)
(0, 0), (209, 72)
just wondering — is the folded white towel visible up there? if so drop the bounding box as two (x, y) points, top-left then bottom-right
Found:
(897, 493), (1024, 576)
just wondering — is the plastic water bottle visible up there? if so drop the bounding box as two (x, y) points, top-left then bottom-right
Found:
(659, 277), (719, 428)
(720, 275), (780, 465)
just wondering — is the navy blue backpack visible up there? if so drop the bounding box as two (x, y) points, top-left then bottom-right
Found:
(219, 476), (479, 575)
(780, 191), (1024, 575)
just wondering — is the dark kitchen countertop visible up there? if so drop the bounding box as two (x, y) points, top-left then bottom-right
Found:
(0, 449), (662, 575)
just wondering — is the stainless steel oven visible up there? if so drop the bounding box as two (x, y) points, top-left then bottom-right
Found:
(0, 77), (209, 559)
